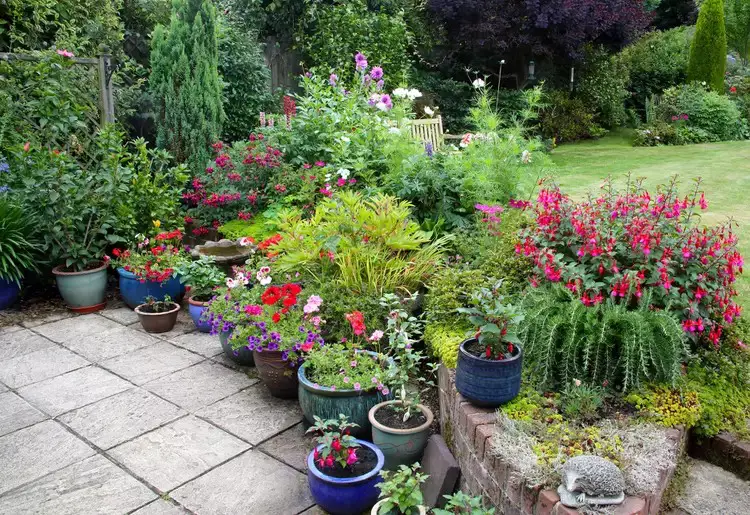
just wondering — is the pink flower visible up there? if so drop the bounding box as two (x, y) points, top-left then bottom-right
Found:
(343, 377), (350, 384)
(368, 330), (384, 341)
(346, 450), (358, 465)
(353, 382), (361, 391)
(381, 387), (390, 396)
(350, 360), (357, 367)
(56, 49), (74, 58)
(244, 304), (263, 316)
(315, 161), (326, 167)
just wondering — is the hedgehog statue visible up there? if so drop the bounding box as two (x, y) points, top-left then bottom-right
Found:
(557, 455), (626, 508)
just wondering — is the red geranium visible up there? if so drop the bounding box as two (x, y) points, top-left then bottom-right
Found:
(262, 286), (282, 305)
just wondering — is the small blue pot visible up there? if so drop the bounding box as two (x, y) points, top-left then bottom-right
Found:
(455, 338), (523, 408)
(187, 296), (212, 333)
(117, 268), (184, 309)
(0, 278), (21, 310)
(307, 439), (384, 515)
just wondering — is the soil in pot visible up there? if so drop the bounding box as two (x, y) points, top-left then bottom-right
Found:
(373, 404), (427, 430)
(313, 446), (379, 479)
(463, 338), (520, 361)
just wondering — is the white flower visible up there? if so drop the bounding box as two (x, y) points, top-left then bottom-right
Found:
(256, 272), (272, 286)
(472, 78), (486, 89)
(235, 272), (250, 285)
(375, 101), (388, 111)
(340, 136), (350, 143)
(338, 168), (351, 180)
(392, 87), (409, 98)
(388, 127), (401, 134)
(225, 278), (238, 289)
(324, 173), (332, 182)
(521, 150), (532, 164)
(424, 106), (434, 117)
(406, 88), (422, 100)
(238, 237), (253, 247)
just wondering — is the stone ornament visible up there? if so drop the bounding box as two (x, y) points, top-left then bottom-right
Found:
(557, 455), (625, 508)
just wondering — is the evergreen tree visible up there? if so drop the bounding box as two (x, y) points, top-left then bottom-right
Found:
(150, 0), (224, 174)
(687, 0), (728, 91)
(725, 0), (750, 64)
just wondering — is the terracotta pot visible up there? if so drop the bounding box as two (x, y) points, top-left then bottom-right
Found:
(253, 349), (299, 398)
(369, 400), (434, 470)
(135, 302), (180, 333)
(52, 261), (107, 313)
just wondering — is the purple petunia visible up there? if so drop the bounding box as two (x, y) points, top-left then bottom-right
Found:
(370, 67), (383, 80)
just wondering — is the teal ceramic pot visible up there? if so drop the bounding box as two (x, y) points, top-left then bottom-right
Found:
(298, 350), (393, 436)
(368, 400), (434, 470)
(52, 261), (107, 313)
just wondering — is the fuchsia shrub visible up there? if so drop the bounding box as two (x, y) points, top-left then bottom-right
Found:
(516, 178), (743, 348)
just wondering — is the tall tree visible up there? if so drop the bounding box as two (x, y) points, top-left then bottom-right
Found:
(652, 0), (699, 30)
(726, 0), (750, 63)
(150, 0), (224, 173)
(687, 0), (728, 91)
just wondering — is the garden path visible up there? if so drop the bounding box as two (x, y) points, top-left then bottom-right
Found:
(0, 305), (325, 514)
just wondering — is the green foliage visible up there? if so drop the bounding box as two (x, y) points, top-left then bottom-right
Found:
(577, 46), (630, 128)
(633, 119), (720, 146)
(519, 285), (688, 391)
(540, 90), (605, 142)
(433, 491), (495, 515)
(375, 463), (428, 515)
(625, 385), (702, 428)
(313, 281), (389, 344)
(0, 196), (41, 284)
(299, 0), (411, 86)
(150, 0), (224, 174)
(174, 256), (225, 300)
(423, 323), (468, 368)
(218, 217), (278, 241)
(408, 69), (473, 133)
(305, 344), (386, 390)
(687, 0), (728, 91)
(560, 381), (606, 423)
(658, 83), (744, 140)
(272, 191), (450, 294)
(725, 0), (750, 63)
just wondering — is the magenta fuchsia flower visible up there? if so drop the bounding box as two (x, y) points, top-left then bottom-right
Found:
(315, 161), (326, 167)
(370, 66), (383, 80)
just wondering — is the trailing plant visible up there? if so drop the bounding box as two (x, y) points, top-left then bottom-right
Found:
(687, 0), (727, 91)
(375, 463), (428, 515)
(0, 195), (41, 285)
(174, 256), (226, 301)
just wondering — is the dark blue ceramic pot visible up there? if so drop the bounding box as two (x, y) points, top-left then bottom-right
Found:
(219, 330), (254, 366)
(187, 296), (212, 333)
(117, 268), (184, 309)
(307, 440), (384, 515)
(455, 338), (522, 407)
(0, 278), (20, 310)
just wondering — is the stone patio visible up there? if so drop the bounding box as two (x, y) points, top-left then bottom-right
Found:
(0, 307), (317, 515)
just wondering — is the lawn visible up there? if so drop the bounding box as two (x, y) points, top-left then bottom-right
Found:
(549, 130), (750, 307)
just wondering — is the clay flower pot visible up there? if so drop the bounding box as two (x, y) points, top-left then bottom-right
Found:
(369, 400), (434, 470)
(52, 261), (108, 313)
(253, 349), (299, 398)
(134, 302), (180, 333)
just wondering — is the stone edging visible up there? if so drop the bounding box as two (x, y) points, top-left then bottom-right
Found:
(688, 430), (750, 481)
(437, 366), (686, 515)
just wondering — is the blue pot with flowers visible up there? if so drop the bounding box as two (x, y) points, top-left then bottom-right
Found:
(174, 256), (226, 332)
(306, 416), (385, 515)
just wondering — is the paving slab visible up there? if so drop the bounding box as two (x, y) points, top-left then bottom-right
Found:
(0, 420), (95, 495)
(0, 345), (89, 389)
(100, 342), (203, 385)
(172, 450), (314, 515)
(60, 325), (159, 362)
(257, 422), (313, 472)
(0, 383), (6, 393)
(299, 507), (327, 515)
(99, 306), (140, 326)
(168, 332), (223, 358)
(0, 454), (156, 515)
(20, 311), (73, 328)
(0, 324), (24, 335)
(0, 392), (47, 437)
(17, 366), (132, 417)
(32, 314), (122, 343)
(0, 328), (56, 362)
(196, 385), (303, 445)
(209, 352), (256, 374)
(59, 388), (185, 450)
(144, 361), (257, 412)
(108, 415), (249, 492)
(131, 499), (190, 515)
(674, 459), (750, 515)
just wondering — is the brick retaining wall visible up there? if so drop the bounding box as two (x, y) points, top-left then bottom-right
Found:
(437, 366), (685, 515)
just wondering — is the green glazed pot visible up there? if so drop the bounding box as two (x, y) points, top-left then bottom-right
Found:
(298, 350), (393, 436)
(369, 400), (434, 470)
(52, 261), (107, 313)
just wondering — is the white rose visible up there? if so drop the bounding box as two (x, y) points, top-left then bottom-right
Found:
(424, 106), (434, 117)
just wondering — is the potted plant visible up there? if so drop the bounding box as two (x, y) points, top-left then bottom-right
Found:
(372, 463), (429, 515)
(134, 295), (181, 333)
(0, 197), (40, 309)
(175, 256), (226, 332)
(369, 294), (436, 469)
(455, 280), (524, 407)
(109, 230), (189, 309)
(433, 491), (496, 515)
(306, 415), (385, 515)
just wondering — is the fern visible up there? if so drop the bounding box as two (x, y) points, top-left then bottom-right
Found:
(520, 285), (687, 391)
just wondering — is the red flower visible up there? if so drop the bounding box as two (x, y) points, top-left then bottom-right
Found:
(272, 312), (281, 323)
(282, 296), (296, 308)
(331, 439), (342, 452)
(262, 286), (282, 305)
(730, 86), (737, 94)
(112, 248), (121, 258)
(345, 311), (366, 336)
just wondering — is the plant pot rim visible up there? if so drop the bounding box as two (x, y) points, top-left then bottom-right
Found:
(307, 439), (384, 485)
(368, 400), (434, 435)
(117, 267), (180, 284)
(134, 302), (181, 316)
(187, 295), (210, 307)
(459, 338), (523, 363)
(371, 499), (427, 515)
(298, 350), (385, 396)
(52, 261), (107, 276)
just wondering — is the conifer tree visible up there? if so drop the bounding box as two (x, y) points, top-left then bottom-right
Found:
(150, 0), (224, 174)
(687, 0), (728, 91)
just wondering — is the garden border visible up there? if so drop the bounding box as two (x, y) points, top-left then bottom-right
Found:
(437, 366), (686, 515)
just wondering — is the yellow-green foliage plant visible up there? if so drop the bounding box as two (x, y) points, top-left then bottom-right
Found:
(424, 323), (469, 368)
(625, 385), (703, 429)
(271, 191), (451, 294)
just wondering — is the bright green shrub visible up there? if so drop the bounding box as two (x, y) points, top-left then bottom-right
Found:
(150, 0), (224, 174)
(424, 323), (469, 368)
(658, 83), (743, 140)
(540, 90), (605, 142)
(687, 0), (728, 91)
(577, 46), (630, 128)
(725, 0), (750, 62)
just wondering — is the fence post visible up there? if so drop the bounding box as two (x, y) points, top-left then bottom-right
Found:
(98, 46), (115, 125)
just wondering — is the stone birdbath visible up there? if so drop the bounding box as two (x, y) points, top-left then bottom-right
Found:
(190, 239), (254, 274)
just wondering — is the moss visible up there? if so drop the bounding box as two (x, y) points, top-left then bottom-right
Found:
(660, 454), (690, 512)
(625, 385), (702, 429)
(424, 322), (469, 368)
(219, 218), (277, 241)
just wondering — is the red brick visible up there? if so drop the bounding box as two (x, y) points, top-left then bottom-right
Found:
(552, 502), (579, 515)
(459, 402), (491, 435)
(474, 423), (495, 459)
(614, 496), (647, 515)
(522, 484), (541, 515)
(535, 489), (560, 515)
(506, 477), (525, 506)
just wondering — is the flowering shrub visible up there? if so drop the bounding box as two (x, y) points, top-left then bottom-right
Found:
(304, 343), (389, 392)
(517, 177), (743, 349)
(306, 415), (361, 470)
(108, 230), (189, 283)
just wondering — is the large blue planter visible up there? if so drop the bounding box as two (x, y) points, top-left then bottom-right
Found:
(0, 278), (20, 310)
(117, 268), (184, 309)
(187, 297), (212, 332)
(298, 350), (393, 436)
(219, 330), (255, 366)
(307, 439), (384, 515)
(455, 338), (523, 408)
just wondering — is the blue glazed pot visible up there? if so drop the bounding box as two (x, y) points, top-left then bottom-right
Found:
(117, 268), (184, 309)
(0, 278), (20, 310)
(455, 338), (522, 408)
(219, 330), (254, 366)
(187, 296), (212, 333)
(298, 350), (393, 436)
(307, 439), (384, 515)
